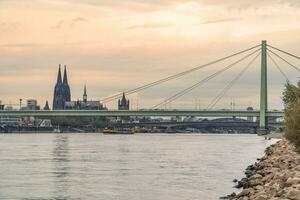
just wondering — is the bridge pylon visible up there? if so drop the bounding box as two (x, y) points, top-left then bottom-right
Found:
(258, 40), (268, 135)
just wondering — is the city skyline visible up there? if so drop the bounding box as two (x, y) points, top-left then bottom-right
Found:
(1, 0), (300, 109)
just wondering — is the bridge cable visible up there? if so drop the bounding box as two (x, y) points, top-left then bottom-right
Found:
(207, 52), (260, 109)
(267, 48), (300, 72)
(268, 45), (300, 60)
(100, 44), (261, 103)
(267, 52), (289, 81)
(151, 48), (261, 109)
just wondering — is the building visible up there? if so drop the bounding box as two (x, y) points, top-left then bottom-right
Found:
(53, 64), (71, 110)
(37, 119), (52, 127)
(64, 85), (106, 110)
(43, 101), (50, 110)
(0, 117), (21, 125)
(118, 92), (130, 110)
(20, 99), (40, 110)
(0, 100), (4, 110)
(0, 100), (21, 125)
(26, 99), (40, 110)
(247, 107), (254, 122)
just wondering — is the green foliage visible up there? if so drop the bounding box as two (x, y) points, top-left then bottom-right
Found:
(285, 102), (300, 150)
(49, 116), (109, 128)
(283, 81), (300, 109)
(283, 81), (300, 151)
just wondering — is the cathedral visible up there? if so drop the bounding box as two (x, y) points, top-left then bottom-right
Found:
(53, 65), (106, 110)
(53, 64), (71, 110)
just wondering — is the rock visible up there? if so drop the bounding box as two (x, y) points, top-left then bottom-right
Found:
(255, 185), (264, 191)
(245, 170), (255, 178)
(286, 189), (300, 200)
(236, 178), (249, 189)
(265, 146), (273, 156)
(219, 192), (236, 199)
(225, 140), (300, 200)
(238, 188), (252, 197)
(295, 165), (300, 171)
(254, 195), (268, 200)
(253, 174), (263, 179)
(219, 196), (228, 199)
(287, 177), (300, 185)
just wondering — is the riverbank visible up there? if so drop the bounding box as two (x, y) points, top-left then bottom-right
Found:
(223, 139), (300, 200)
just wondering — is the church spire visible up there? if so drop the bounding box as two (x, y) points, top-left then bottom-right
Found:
(121, 92), (126, 103)
(57, 64), (62, 84)
(84, 84), (87, 96)
(63, 65), (68, 85)
(43, 100), (50, 110)
(83, 84), (87, 103)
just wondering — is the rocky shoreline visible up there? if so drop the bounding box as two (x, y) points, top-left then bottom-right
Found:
(221, 139), (300, 200)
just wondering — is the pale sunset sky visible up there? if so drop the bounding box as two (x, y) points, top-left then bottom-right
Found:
(1, 0), (300, 109)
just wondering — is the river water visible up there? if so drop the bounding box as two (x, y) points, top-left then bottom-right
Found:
(0, 133), (276, 200)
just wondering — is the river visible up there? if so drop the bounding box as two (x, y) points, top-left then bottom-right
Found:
(0, 133), (276, 200)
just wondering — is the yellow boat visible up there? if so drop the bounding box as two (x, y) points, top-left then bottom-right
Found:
(103, 128), (135, 134)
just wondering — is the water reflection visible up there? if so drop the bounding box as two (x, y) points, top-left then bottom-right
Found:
(51, 134), (70, 199)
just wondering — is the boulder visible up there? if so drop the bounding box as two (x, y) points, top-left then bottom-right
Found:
(254, 195), (268, 200)
(255, 185), (264, 191)
(286, 189), (300, 200)
(286, 178), (300, 185)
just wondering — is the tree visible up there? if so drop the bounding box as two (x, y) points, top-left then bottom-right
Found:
(283, 81), (300, 151)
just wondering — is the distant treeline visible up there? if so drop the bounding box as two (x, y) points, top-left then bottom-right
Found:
(283, 81), (300, 151)
(47, 116), (109, 128)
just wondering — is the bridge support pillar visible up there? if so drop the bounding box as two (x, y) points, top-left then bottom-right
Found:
(258, 40), (268, 135)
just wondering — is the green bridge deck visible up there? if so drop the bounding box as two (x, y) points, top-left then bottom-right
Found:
(0, 110), (283, 117)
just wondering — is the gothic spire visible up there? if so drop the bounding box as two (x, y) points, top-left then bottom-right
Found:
(57, 64), (62, 84)
(84, 84), (87, 96)
(63, 65), (68, 85)
(121, 92), (126, 102)
(44, 100), (50, 110)
(83, 84), (87, 103)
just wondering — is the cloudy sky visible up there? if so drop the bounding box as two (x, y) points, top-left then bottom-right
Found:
(0, 0), (300, 109)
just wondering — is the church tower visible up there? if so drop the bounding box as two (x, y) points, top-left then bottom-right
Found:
(118, 92), (130, 110)
(62, 65), (71, 102)
(53, 65), (64, 110)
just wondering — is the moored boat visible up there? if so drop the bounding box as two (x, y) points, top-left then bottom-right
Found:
(102, 127), (135, 134)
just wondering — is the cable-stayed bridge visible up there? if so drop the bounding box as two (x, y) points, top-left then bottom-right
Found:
(1, 40), (299, 133)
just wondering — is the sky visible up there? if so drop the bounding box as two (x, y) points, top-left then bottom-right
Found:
(0, 0), (300, 110)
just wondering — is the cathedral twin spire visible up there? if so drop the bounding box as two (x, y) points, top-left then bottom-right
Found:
(57, 64), (62, 84)
(53, 64), (71, 110)
(63, 65), (69, 85)
(56, 64), (69, 84)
